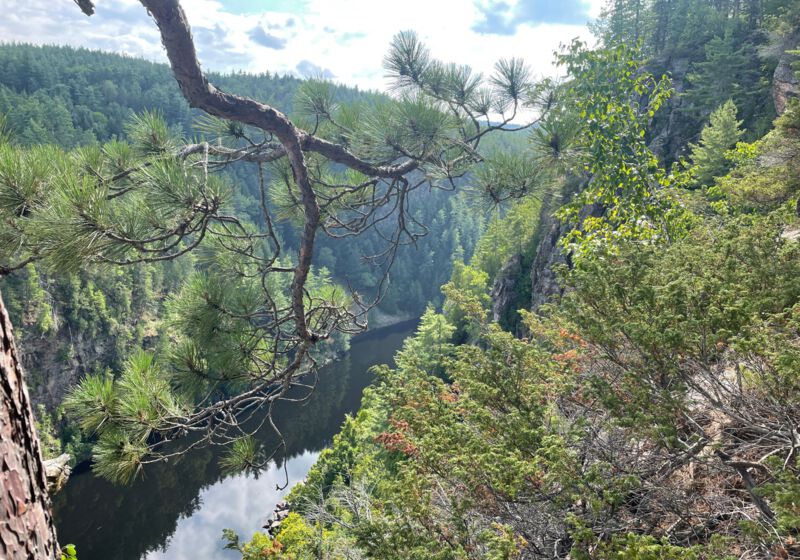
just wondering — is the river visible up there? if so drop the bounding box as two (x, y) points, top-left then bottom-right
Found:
(51, 319), (417, 560)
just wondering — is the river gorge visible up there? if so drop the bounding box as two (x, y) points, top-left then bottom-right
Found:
(51, 320), (417, 560)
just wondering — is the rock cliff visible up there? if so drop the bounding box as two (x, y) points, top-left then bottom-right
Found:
(773, 29), (800, 115)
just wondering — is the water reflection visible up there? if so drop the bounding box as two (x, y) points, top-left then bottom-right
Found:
(145, 451), (318, 559)
(52, 320), (416, 560)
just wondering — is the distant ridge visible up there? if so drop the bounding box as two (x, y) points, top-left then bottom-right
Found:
(0, 43), (374, 146)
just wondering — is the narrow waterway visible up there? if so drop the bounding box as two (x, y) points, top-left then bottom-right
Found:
(52, 319), (417, 560)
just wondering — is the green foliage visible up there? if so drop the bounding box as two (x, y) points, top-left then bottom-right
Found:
(62, 372), (117, 435)
(442, 261), (490, 337)
(712, 101), (800, 212)
(0, 112), (10, 145)
(473, 149), (549, 203)
(219, 437), (259, 474)
(0, 43), (482, 326)
(470, 196), (542, 279)
(557, 212), (800, 432)
(267, 203), (800, 559)
(688, 100), (744, 188)
(6, 7), (800, 559)
(556, 41), (687, 258)
(684, 30), (768, 127)
(35, 404), (61, 460)
(572, 532), (733, 560)
(0, 43), (362, 147)
(257, 305), (578, 559)
(0, 44), (493, 483)
(60, 543), (78, 560)
(90, 431), (149, 484)
(596, 0), (780, 148)
(224, 528), (283, 559)
(232, 7), (800, 560)
(64, 351), (182, 482)
(760, 458), (800, 533)
(125, 110), (177, 156)
(0, 110), (227, 273)
(529, 86), (582, 170)
(394, 307), (456, 377)
(274, 513), (319, 559)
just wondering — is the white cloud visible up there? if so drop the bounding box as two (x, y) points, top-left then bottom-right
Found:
(144, 450), (319, 560)
(0, 0), (605, 93)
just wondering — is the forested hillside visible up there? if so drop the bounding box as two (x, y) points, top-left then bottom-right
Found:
(0, 44), (487, 316)
(0, 44), (490, 461)
(0, 43), (332, 146)
(224, 1), (800, 559)
(3, 0), (800, 558)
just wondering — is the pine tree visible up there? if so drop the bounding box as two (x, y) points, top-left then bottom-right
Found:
(689, 99), (744, 187)
(685, 31), (764, 122)
(0, 0), (560, 551)
(0, 0), (557, 491)
(0, 290), (60, 560)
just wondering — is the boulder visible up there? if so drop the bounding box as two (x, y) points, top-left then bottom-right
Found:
(43, 453), (71, 494)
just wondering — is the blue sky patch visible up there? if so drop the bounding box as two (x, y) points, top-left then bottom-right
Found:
(220, 0), (309, 15)
(473, 0), (590, 34)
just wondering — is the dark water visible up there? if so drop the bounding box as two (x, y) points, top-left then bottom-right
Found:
(52, 320), (416, 560)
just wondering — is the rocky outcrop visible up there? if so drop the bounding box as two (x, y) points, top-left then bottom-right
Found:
(491, 181), (593, 330)
(773, 30), (800, 116)
(490, 254), (522, 329)
(366, 308), (415, 330)
(43, 453), (71, 494)
(528, 179), (592, 313)
(648, 57), (692, 162)
(528, 180), (603, 315)
(529, 209), (569, 314)
(263, 500), (290, 536)
(20, 326), (113, 412)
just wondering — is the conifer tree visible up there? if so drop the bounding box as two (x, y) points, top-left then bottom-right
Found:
(685, 31), (764, 121)
(0, 0), (556, 552)
(689, 99), (744, 187)
(0, 290), (60, 560)
(0, 0), (556, 487)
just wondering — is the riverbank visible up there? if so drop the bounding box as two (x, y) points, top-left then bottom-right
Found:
(366, 307), (415, 330)
(52, 319), (418, 560)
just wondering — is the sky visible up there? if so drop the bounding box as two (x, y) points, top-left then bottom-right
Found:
(0, 0), (605, 93)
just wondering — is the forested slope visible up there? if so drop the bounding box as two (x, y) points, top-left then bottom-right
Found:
(234, 2), (800, 559)
(4, 0), (800, 557)
(0, 44), (485, 318)
(0, 44), (490, 461)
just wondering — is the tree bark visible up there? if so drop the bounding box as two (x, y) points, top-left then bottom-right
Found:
(0, 289), (59, 559)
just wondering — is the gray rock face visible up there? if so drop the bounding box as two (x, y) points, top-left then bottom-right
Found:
(19, 321), (113, 412)
(529, 209), (569, 314)
(490, 254), (522, 327)
(528, 180), (599, 315)
(773, 30), (800, 116)
(43, 453), (71, 494)
(648, 57), (692, 162)
(490, 181), (595, 331)
(263, 499), (291, 535)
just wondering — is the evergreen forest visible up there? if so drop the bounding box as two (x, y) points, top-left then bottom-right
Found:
(2, 0), (800, 559)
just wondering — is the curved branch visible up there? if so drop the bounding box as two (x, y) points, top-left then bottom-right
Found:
(138, 1), (418, 180)
(137, 0), (326, 343)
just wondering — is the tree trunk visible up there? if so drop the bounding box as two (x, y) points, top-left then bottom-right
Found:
(0, 289), (59, 559)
